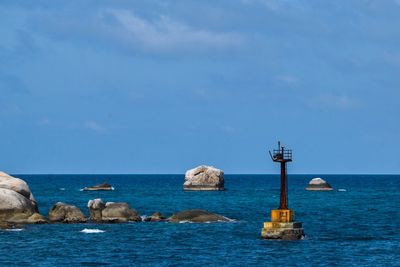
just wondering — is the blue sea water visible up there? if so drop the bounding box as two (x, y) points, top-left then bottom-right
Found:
(1, 174), (399, 266)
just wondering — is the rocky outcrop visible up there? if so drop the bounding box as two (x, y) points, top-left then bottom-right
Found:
(87, 199), (141, 222)
(87, 198), (106, 221)
(184, 165), (224, 191)
(82, 183), (114, 191)
(168, 209), (231, 223)
(48, 202), (86, 223)
(306, 177), (333, 191)
(143, 212), (166, 222)
(0, 172), (44, 224)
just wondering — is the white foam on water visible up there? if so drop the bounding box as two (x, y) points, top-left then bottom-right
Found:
(222, 216), (236, 222)
(79, 188), (84, 191)
(111, 187), (115, 190)
(80, 228), (105, 234)
(5, 228), (24, 232)
(338, 189), (347, 192)
(59, 188), (66, 191)
(178, 220), (192, 224)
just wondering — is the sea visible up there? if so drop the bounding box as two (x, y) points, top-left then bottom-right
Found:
(0, 174), (399, 266)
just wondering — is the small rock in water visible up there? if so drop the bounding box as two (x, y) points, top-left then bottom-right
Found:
(143, 212), (167, 222)
(306, 177), (333, 191)
(82, 183), (114, 191)
(184, 165), (224, 191)
(168, 209), (231, 223)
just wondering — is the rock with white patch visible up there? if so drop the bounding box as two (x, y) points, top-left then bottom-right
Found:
(306, 177), (333, 191)
(184, 165), (224, 191)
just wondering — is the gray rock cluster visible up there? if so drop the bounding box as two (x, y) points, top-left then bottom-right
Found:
(87, 199), (141, 222)
(0, 171), (233, 229)
(184, 165), (224, 191)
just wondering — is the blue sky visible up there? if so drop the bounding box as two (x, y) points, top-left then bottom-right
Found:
(1, 0), (399, 174)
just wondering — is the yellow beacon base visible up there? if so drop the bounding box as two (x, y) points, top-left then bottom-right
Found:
(261, 209), (304, 240)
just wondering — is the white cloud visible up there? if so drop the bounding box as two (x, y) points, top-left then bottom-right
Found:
(85, 121), (106, 133)
(308, 93), (362, 110)
(276, 75), (299, 85)
(101, 9), (243, 53)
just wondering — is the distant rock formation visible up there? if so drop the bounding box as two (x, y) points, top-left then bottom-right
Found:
(184, 165), (224, 191)
(48, 202), (86, 223)
(168, 209), (231, 223)
(82, 183), (114, 191)
(306, 177), (333, 191)
(87, 199), (141, 222)
(0, 171), (45, 224)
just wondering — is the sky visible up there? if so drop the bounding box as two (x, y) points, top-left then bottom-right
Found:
(0, 0), (400, 174)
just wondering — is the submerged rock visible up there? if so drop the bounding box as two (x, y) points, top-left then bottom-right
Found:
(82, 183), (114, 191)
(306, 177), (333, 191)
(184, 165), (224, 191)
(0, 172), (43, 224)
(168, 209), (231, 223)
(48, 202), (86, 223)
(87, 199), (141, 222)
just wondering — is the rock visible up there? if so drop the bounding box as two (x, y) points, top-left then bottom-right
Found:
(8, 212), (47, 224)
(87, 198), (106, 221)
(101, 202), (141, 222)
(144, 212), (166, 222)
(82, 183), (114, 191)
(48, 202), (86, 223)
(306, 177), (333, 191)
(168, 209), (231, 223)
(0, 172), (36, 202)
(87, 199), (141, 222)
(26, 213), (47, 224)
(0, 172), (41, 224)
(184, 165), (224, 191)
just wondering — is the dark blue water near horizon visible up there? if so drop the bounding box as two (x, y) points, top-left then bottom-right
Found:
(1, 174), (399, 266)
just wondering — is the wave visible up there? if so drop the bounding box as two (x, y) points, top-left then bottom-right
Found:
(338, 189), (347, 192)
(80, 228), (105, 234)
(5, 228), (24, 232)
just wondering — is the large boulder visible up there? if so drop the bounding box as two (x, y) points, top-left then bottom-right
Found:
(184, 165), (224, 191)
(87, 199), (141, 222)
(306, 177), (333, 191)
(168, 209), (231, 223)
(0, 172), (43, 224)
(0, 172), (36, 202)
(48, 202), (86, 223)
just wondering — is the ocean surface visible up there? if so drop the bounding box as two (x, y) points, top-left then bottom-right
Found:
(1, 174), (399, 266)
